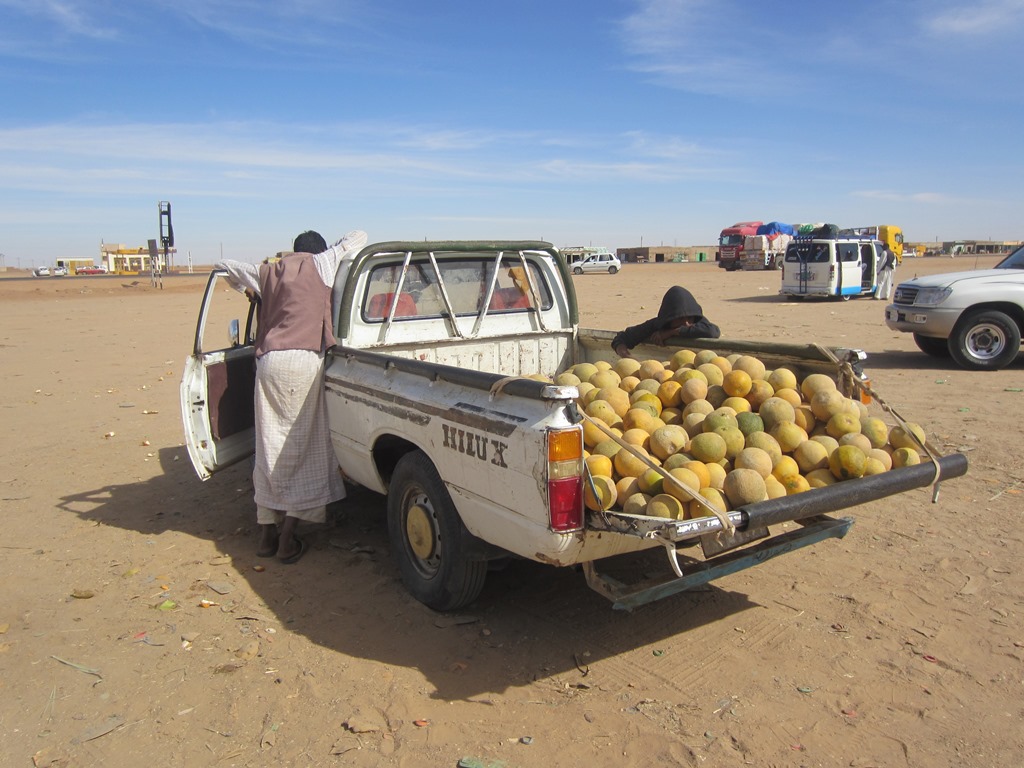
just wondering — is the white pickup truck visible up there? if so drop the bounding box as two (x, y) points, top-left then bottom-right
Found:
(182, 241), (968, 611)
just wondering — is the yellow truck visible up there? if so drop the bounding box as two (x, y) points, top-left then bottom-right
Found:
(839, 225), (905, 263)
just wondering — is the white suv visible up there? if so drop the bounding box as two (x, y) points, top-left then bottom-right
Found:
(884, 244), (1024, 370)
(572, 252), (622, 275)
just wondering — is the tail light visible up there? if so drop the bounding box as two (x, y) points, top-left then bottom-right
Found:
(547, 427), (583, 532)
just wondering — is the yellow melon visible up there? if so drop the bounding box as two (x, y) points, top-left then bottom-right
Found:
(889, 423), (926, 450)
(621, 428), (651, 450)
(555, 371), (581, 387)
(860, 417), (890, 449)
(793, 439), (829, 473)
(613, 446), (653, 478)
(596, 386), (631, 418)
(637, 359), (666, 380)
(811, 434), (839, 455)
(829, 444), (868, 480)
(669, 349), (697, 371)
(723, 468), (768, 507)
(689, 432), (728, 463)
(773, 387), (803, 408)
(583, 474), (617, 511)
(572, 362), (599, 382)
(592, 439), (621, 458)
(745, 379), (775, 410)
(783, 473), (812, 494)
(744, 431), (783, 466)
(714, 426), (746, 460)
(682, 412), (707, 438)
(806, 468), (837, 488)
(698, 363), (725, 387)
(810, 389), (847, 421)
(765, 474), (787, 499)
(664, 467), (702, 503)
(589, 369), (621, 390)
(800, 373), (837, 401)
(616, 475), (641, 499)
(770, 421), (809, 453)
(622, 492), (653, 516)
(689, 487), (729, 519)
(637, 467), (666, 495)
(868, 448), (893, 471)
(838, 432), (872, 453)
(734, 447), (773, 478)
(649, 424), (689, 461)
(585, 398), (620, 426)
(731, 354), (766, 381)
(767, 367), (798, 392)
(613, 357), (642, 379)
(826, 412), (861, 439)
(772, 455), (801, 481)
(704, 461), (727, 490)
(647, 494), (685, 519)
(682, 398), (714, 417)
(722, 396), (752, 413)
(722, 369), (753, 398)
(758, 397), (797, 431)
(622, 408), (657, 433)
(793, 404), (817, 433)
(677, 376), (709, 405)
(891, 446), (922, 467)
(618, 375), (641, 394)
(585, 454), (613, 478)
(657, 379), (684, 408)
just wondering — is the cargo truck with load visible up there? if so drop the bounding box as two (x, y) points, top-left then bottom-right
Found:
(182, 240), (968, 612)
(717, 221), (762, 271)
(741, 221), (797, 270)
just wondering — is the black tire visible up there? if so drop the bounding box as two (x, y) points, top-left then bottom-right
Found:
(913, 333), (951, 357)
(608, 266), (618, 274)
(949, 309), (1021, 370)
(573, 266), (583, 275)
(387, 450), (487, 611)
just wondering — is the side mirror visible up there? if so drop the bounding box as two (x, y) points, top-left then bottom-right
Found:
(229, 319), (240, 347)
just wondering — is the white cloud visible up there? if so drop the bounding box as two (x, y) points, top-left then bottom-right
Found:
(924, 0), (1024, 36)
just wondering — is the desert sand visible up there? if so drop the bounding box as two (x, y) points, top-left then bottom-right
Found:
(1, 255), (1021, 768)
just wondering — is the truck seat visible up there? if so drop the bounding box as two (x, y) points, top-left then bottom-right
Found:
(489, 288), (530, 310)
(367, 291), (417, 320)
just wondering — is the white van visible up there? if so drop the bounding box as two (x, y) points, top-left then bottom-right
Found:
(780, 236), (884, 300)
(572, 252), (622, 275)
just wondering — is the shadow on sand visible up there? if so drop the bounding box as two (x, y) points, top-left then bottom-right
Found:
(60, 447), (761, 701)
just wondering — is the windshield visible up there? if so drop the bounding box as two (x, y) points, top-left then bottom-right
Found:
(720, 235), (743, 246)
(996, 244), (1024, 269)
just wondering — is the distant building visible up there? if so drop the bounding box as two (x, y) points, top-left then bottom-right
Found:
(616, 245), (717, 263)
(99, 242), (177, 273)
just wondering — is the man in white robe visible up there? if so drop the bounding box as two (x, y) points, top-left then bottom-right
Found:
(217, 229), (367, 562)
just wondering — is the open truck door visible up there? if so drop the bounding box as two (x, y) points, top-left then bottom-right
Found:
(180, 271), (258, 480)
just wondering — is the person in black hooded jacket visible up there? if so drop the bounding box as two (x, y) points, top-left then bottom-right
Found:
(611, 285), (721, 358)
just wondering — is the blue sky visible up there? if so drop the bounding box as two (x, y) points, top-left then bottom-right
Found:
(1, 0), (1021, 266)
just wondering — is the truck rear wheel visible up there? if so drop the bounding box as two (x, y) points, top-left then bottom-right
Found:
(949, 309), (1021, 370)
(387, 450), (487, 611)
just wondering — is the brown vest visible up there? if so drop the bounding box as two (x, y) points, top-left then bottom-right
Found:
(254, 252), (335, 358)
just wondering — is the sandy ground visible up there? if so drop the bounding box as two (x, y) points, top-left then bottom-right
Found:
(1, 256), (1021, 768)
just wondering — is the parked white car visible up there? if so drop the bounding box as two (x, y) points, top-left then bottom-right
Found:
(572, 252), (621, 275)
(884, 244), (1024, 370)
(33, 266), (50, 277)
(52, 266), (68, 277)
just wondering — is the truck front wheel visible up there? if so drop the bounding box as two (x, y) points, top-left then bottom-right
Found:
(949, 309), (1021, 370)
(913, 333), (951, 357)
(387, 451), (488, 611)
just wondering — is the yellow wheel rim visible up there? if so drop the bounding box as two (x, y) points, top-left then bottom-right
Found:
(406, 504), (435, 561)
